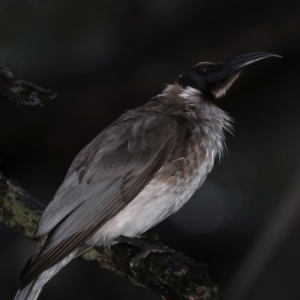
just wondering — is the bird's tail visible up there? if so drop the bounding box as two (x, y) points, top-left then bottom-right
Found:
(14, 280), (43, 300)
(14, 251), (76, 300)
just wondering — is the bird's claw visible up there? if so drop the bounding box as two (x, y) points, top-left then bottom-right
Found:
(115, 235), (174, 275)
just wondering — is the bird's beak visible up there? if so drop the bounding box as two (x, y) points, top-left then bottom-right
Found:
(205, 52), (282, 98)
(207, 52), (281, 85)
(226, 52), (282, 72)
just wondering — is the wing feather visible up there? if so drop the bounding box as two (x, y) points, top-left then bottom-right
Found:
(20, 113), (179, 286)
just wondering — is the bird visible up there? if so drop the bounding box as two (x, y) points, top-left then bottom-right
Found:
(14, 52), (280, 300)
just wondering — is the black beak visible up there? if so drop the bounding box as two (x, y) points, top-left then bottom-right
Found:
(209, 52), (282, 83)
(226, 52), (282, 71)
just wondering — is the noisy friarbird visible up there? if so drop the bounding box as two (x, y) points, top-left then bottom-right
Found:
(15, 52), (280, 300)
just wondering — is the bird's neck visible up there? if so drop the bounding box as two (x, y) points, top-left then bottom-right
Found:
(160, 83), (233, 158)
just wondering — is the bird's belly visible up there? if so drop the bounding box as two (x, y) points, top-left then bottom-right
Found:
(91, 154), (214, 247)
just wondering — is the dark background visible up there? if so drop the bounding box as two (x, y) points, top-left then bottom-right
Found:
(0, 1), (300, 299)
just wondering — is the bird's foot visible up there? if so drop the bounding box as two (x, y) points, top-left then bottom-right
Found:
(115, 235), (174, 274)
(135, 233), (149, 239)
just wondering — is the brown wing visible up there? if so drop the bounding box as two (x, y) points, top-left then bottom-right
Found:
(20, 113), (179, 287)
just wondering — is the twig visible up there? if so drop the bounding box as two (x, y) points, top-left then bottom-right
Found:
(0, 66), (57, 106)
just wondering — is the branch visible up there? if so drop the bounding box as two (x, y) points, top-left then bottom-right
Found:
(0, 172), (220, 299)
(0, 66), (57, 106)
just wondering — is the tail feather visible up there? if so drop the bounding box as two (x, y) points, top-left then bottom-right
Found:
(14, 251), (77, 300)
(14, 280), (43, 300)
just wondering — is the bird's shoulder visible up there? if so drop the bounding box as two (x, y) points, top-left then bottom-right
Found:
(66, 111), (187, 184)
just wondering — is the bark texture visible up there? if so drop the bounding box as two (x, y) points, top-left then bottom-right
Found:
(0, 66), (57, 106)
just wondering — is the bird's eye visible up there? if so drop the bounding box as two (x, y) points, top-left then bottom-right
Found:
(198, 65), (210, 75)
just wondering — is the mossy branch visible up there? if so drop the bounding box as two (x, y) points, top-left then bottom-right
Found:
(0, 172), (220, 300)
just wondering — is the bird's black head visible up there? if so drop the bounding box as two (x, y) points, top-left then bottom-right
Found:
(178, 52), (281, 101)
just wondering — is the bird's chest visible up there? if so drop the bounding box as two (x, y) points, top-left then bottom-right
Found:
(153, 137), (215, 211)
(92, 136), (217, 246)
